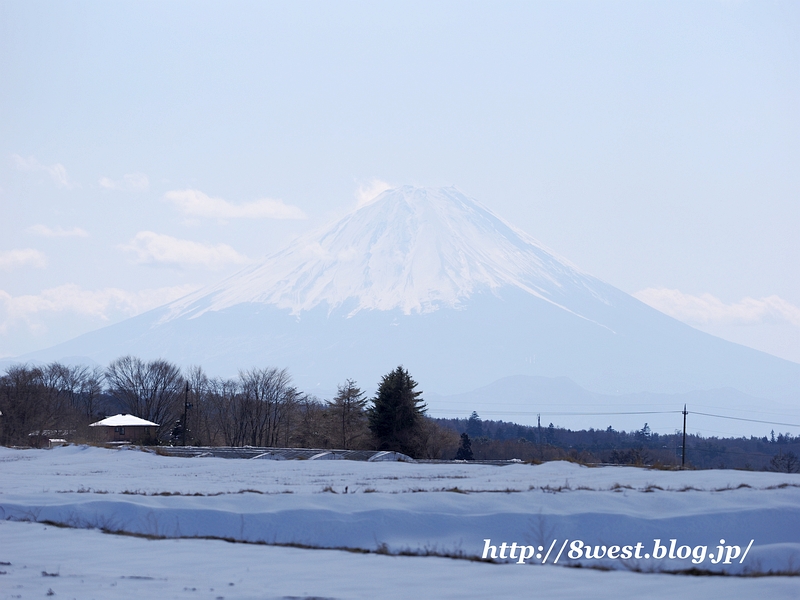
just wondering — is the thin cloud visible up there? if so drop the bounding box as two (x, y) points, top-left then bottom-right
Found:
(164, 189), (306, 220)
(99, 173), (150, 191)
(355, 178), (393, 207)
(121, 231), (249, 270)
(11, 154), (75, 188)
(0, 283), (199, 334)
(28, 224), (89, 238)
(0, 249), (47, 271)
(634, 288), (800, 327)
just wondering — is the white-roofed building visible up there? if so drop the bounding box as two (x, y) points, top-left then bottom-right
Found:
(89, 414), (159, 444)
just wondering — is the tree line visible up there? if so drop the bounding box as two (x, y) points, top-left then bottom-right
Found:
(0, 358), (458, 459)
(439, 412), (800, 472)
(2, 358), (797, 470)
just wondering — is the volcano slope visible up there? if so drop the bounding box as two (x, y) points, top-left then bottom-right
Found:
(21, 186), (800, 404)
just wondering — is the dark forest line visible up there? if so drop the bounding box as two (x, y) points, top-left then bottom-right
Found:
(436, 412), (800, 471)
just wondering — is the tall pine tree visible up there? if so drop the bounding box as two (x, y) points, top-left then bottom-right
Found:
(455, 432), (474, 460)
(466, 411), (483, 438)
(368, 366), (426, 457)
(328, 379), (368, 449)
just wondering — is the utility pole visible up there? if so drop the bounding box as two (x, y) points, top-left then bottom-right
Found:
(537, 413), (542, 461)
(681, 404), (687, 468)
(182, 381), (190, 447)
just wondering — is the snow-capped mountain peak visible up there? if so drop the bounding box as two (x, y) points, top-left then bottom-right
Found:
(165, 186), (605, 320)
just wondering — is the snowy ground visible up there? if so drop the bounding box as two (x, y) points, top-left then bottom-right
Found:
(1, 446), (799, 599)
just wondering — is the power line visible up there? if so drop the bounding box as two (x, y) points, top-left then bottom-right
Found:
(691, 411), (800, 429)
(431, 406), (799, 428)
(430, 400), (680, 409)
(691, 403), (800, 418)
(429, 409), (680, 417)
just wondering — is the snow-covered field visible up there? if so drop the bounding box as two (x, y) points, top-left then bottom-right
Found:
(1, 445), (799, 599)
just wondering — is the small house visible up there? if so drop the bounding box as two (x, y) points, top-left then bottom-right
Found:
(89, 414), (159, 444)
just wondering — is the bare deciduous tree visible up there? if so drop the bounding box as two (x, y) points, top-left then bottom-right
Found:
(238, 367), (295, 447)
(0, 362), (109, 446)
(0, 365), (47, 446)
(105, 356), (184, 440)
(770, 450), (800, 473)
(206, 377), (243, 446)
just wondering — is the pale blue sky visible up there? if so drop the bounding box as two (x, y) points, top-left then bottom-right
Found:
(1, 0), (798, 362)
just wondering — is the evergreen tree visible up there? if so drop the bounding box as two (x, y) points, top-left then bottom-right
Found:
(466, 411), (483, 438)
(546, 422), (556, 445)
(368, 366), (426, 456)
(328, 379), (368, 449)
(455, 432), (474, 460)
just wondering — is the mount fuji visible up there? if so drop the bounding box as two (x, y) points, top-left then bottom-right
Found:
(17, 186), (800, 417)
